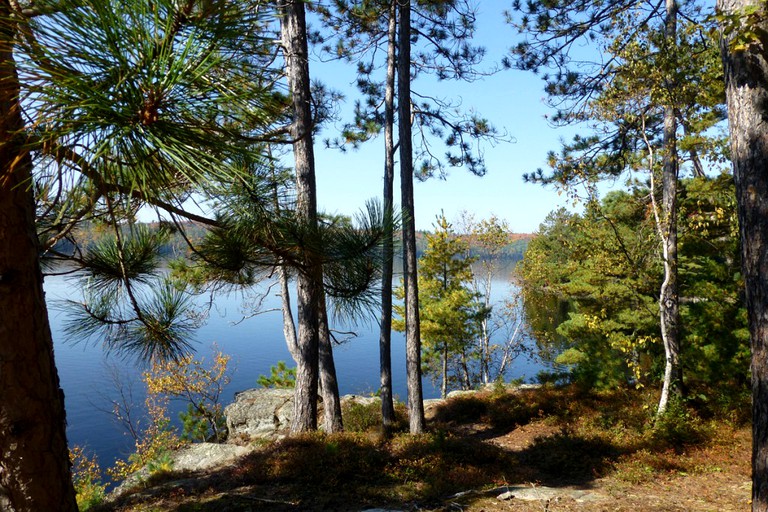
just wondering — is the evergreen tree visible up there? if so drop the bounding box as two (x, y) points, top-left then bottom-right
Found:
(315, 0), (502, 433)
(519, 181), (746, 391)
(0, 4), (75, 506)
(395, 214), (486, 398)
(398, 0), (425, 431)
(279, 0), (325, 433)
(1, 0), (279, 508)
(379, 0), (398, 431)
(510, 0), (725, 415)
(520, 194), (660, 387)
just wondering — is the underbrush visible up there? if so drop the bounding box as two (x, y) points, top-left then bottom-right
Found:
(224, 429), (514, 506)
(429, 385), (737, 483)
(341, 398), (409, 433)
(96, 384), (750, 511)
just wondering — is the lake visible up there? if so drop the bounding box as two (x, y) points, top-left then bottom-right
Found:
(45, 271), (544, 471)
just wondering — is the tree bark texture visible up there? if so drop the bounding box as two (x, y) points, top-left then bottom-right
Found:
(379, 0), (397, 431)
(718, 1), (768, 508)
(0, 3), (78, 509)
(461, 351), (471, 390)
(319, 300), (343, 432)
(657, 0), (682, 417)
(280, 0), (321, 433)
(398, 0), (425, 434)
(273, 157), (299, 364)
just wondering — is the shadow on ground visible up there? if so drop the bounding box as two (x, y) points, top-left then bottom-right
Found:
(95, 387), (729, 511)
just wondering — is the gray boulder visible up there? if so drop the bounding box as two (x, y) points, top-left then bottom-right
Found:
(110, 443), (251, 499)
(225, 390), (387, 441)
(224, 388), (294, 440)
(172, 442), (251, 472)
(340, 394), (381, 408)
(490, 485), (604, 504)
(446, 389), (477, 399)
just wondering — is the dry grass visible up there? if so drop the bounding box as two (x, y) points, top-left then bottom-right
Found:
(94, 385), (751, 511)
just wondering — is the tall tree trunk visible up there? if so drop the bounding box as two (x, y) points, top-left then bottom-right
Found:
(461, 350), (471, 390)
(280, 0), (320, 433)
(718, 2), (768, 508)
(480, 270), (492, 385)
(398, 0), (425, 434)
(271, 149), (300, 364)
(278, 263), (299, 361)
(0, 4), (78, 509)
(441, 342), (448, 399)
(319, 299), (343, 432)
(657, 0), (682, 417)
(379, 0), (397, 432)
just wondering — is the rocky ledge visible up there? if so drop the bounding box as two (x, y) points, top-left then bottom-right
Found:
(224, 388), (383, 440)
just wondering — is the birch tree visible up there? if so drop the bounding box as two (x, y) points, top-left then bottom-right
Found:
(510, 0), (724, 415)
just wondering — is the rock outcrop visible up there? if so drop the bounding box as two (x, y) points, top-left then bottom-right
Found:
(110, 443), (252, 499)
(224, 389), (387, 441)
(224, 388), (294, 440)
(171, 443), (252, 472)
(340, 394), (381, 408)
(223, 385), (542, 441)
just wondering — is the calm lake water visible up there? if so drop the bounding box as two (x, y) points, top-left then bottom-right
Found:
(45, 271), (544, 470)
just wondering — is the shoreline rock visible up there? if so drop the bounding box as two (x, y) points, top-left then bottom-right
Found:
(110, 442), (252, 499)
(224, 387), (295, 441)
(223, 384), (542, 442)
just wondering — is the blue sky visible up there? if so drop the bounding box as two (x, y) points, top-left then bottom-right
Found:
(309, 3), (581, 234)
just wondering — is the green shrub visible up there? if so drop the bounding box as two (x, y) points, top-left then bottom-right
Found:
(179, 402), (227, 442)
(146, 450), (175, 477)
(651, 399), (711, 448)
(342, 398), (409, 433)
(536, 368), (571, 386)
(107, 396), (184, 483)
(258, 361), (296, 388)
(342, 401), (381, 432)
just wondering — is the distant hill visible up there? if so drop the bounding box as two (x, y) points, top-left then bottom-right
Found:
(414, 231), (533, 261)
(52, 222), (533, 262)
(48, 221), (207, 259)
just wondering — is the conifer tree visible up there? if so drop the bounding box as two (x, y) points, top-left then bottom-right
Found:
(397, 0), (425, 431)
(279, 0), (324, 432)
(394, 214), (486, 398)
(1, 0), (281, 508)
(316, 0), (502, 433)
(510, 0), (724, 415)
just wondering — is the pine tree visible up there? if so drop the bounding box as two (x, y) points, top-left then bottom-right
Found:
(395, 214), (486, 398)
(1, 0), (279, 508)
(510, 0), (725, 415)
(316, 0), (502, 433)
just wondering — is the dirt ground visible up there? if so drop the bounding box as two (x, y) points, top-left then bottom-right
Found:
(434, 418), (751, 511)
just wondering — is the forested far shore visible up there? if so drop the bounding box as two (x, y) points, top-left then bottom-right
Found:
(47, 220), (534, 264)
